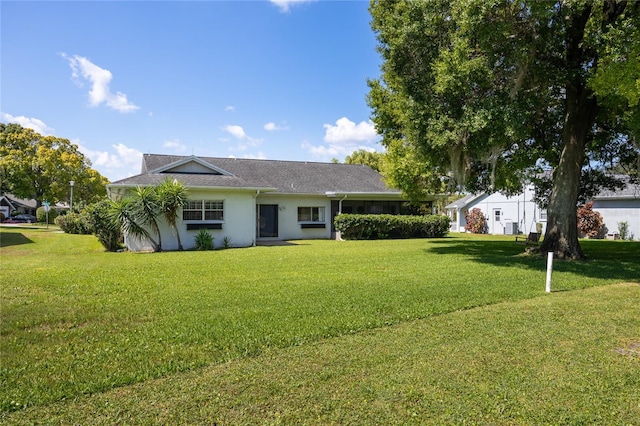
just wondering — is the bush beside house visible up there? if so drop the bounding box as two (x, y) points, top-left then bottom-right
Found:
(334, 214), (449, 240)
(577, 201), (606, 238)
(464, 208), (488, 234)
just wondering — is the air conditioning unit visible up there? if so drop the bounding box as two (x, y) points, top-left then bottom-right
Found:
(503, 221), (518, 235)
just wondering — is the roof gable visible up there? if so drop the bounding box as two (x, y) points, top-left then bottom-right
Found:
(150, 156), (233, 176)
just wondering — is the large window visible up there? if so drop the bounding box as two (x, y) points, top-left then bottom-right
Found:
(298, 206), (325, 223)
(183, 200), (224, 221)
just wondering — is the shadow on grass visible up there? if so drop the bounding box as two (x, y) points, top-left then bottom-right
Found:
(0, 231), (35, 248)
(426, 238), (640, 283)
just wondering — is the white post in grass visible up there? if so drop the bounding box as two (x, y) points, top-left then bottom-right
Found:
(545, 251), (554, 293)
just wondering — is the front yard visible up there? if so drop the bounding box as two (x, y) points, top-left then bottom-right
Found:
(1, 227), (639, 424)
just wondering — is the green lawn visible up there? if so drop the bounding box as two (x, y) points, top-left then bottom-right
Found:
(1, 226), (639, 424)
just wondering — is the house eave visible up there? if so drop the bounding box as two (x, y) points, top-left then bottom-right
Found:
(325, 191), (405, 200)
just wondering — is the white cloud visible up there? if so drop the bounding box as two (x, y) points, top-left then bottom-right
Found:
(225, 105), (235, 112)
(302, 117), (380, 160)
(0, 112), (54, 135)
(113, 143), (143, 165)
(224, 125), (247, 139)
(270, 0), (316, 13)
(264, 122), (289, 131)
(61, 53), (139, 113)
(78, 141), (143, 181)
(163, 139), (187, 153)
(323, 117), (378, 143)
(243, 152), (268, 160)
(222, 124), (263, 151)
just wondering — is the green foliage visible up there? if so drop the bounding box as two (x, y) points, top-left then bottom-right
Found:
(108, 197), (159, 251)
(194, 229), (214, 250)
(222, 236), (231, 249)
(344, 149), (383, 172)
(157, 178), (189, 250)
(617, 221), (634, 241)
(55, 212), (92, 234)
(36, 206), (58, 223)
(0, 212), (5, 222)
(110, 179), (189, 252)
(131, 186), (162, 250)
(334, 214), (449, 240)
(464, 208), (487, 234)
(85, 200), (123, 251)
(577, 202), (604, 238)
(0, 123), (109, 206)
(368, 0), (640, 258)
(379, 139), (446, 203)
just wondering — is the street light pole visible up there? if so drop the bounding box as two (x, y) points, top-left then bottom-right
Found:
(70, 180), (74, 213)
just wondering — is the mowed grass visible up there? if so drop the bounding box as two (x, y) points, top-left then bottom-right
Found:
(1, 226), (639, 424)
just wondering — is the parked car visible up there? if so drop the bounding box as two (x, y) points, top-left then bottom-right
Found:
(6, 214), (38, 223)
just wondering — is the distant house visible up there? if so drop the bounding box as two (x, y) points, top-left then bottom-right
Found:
(445, 178), (639, 240)
(0, 194), (38, 219)
(591, 178), (640, 239)
(445, 184), (545, 236)
(0, 194), (67, 220)
(107, 154), (431, 250)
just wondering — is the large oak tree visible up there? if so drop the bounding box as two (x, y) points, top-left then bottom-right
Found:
(0, 123), (109, 208)
(368, 0), (639, 259)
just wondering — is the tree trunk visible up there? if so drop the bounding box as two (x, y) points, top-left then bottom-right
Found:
(539, 5), (596, 260)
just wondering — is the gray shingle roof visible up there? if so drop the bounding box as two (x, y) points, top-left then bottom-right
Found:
(592, 176), (640, 199)
(109, 154), (400, 195)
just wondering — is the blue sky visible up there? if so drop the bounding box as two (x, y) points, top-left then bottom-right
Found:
(1, 0), (382, 181)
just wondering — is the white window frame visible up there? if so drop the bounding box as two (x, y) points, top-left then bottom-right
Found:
(183, 200), (224, 222)
(297, 206), (325, 223)
(539, 209), (547, 221)
(493, 208), (502, 222)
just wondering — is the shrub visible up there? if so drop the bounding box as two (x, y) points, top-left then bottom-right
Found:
(85, 200), (123, 251)
(36, 206), (58, 223)
(0, 212), (5, 222)
(223, 236), (231, 249)
(577, 202), (604, 238)
(334, 214), (449, 240)
(55, 212), (92, 234)
(617, 221), (634, 241)
(464, 208), (487, 234)
(194, 229), (214, 250)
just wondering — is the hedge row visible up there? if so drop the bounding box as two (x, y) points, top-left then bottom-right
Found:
(334, 214), (450, 240)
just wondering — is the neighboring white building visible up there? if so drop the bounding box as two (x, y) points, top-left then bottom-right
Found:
(445, 178), (640, 240)
(107, 154), (426, 251)
(445, 184), (546, 235)
(591, 179), (640, 240)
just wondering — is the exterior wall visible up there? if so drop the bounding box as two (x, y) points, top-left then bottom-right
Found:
(122, 189), (258, 251)
(172, 189), (257, 249)
(448, 185), (547, 235)
(116, 188), (410, 251)
(591, 198), (640, 240)
(256, 194), (332, 241)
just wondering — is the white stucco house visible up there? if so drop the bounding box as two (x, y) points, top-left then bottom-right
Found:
(445, 184), (546, 236)
(445, 178), (639, 240)
(107, 154), (427, 250)
(591, 179), (640, 239)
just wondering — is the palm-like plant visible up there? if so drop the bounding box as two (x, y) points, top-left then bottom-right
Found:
(131, 186), (163, 251)
(108, 198), (159, 251)
(157, 178), (189, 250)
